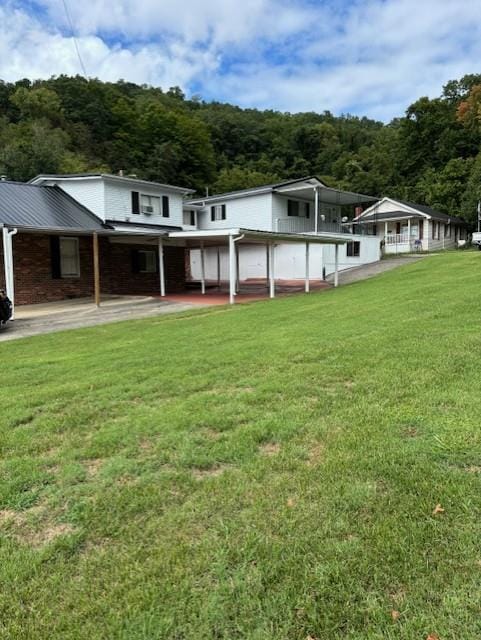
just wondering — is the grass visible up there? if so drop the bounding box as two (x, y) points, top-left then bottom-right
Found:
(1, 252), (481, 639)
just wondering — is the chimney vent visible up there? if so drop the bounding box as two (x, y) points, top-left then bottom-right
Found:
(0, 175), (7, 182)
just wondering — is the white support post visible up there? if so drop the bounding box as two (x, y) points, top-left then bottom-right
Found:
(269, 244), (275, 299)
(266, 243), (270, 290)
(229, 234), (236, 304)
(384, 221), (388, 240)
(158, 237), (165, 297)
(314, 187), (319, 234)
(320, 245), (324, 280)
(334, 244), (339, 288)
(235, 244), (240, 293)
(2, 227), (17, 319)
(305, 242), (310, 293)
(200, 241), (206, 295)
(407, 218), (411, 250)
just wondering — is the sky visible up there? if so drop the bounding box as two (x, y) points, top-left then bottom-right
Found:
(1, 0), (481, 122)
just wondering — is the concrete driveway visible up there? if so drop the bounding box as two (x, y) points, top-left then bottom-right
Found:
(326, 256), (426, 286)
(0, 295), (207, 342)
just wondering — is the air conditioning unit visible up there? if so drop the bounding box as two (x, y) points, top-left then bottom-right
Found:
(142, 205), (154, 214)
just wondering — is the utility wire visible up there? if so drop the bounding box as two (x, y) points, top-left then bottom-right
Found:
(61, 0), (87, 77)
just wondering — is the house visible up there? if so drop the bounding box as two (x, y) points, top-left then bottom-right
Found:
(354, 197), (468, 253)
(1, 174), (361, 312)
(0, 174), (194, 311)
(185, 176), (381, 282)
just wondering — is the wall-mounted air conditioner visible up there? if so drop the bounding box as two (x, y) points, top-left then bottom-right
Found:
(142, 205), (154, 214)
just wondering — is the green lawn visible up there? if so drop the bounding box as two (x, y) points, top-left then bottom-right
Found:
(1, 252), (481, 639)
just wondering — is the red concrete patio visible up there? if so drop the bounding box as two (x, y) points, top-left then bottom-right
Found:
(164, 278), (331, 305)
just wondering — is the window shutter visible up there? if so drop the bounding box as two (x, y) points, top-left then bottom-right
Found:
(211, 206), (215, 221)
(287, 200), (293, 216)
(131, 191), (140, 214)
(305, 203), (310, 218)
(131, 249), (140, 273)
(50, 236), (61, 279)
(221, 204), (226, 220)
(162, 196), (170, 218)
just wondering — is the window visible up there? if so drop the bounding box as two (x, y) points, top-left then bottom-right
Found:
(59, 237), (80, 277)
(444, 223), (449, 238)
(140, 194), (160, 215)
(131, 191), (140, 214)
(162, 195), (170, 218)
(183, 210), (196, 226)
(138, 250), (157, 273)
(346, 241), (360, 257)
(287, 200), (310, 217)
(210, 204), (226, 221)
(287, 200), (298, 216)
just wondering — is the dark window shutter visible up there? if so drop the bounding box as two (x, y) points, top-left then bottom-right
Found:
(221, 204), (226, 220)
(211, 206), (215, 221)
(131, 191), (140, 214)
(287, 200), (293, 216)
(372, 224), (377, 235)
(190, 211), (195, 226)
(305, 203), (310, 218)
(162, 196), (170, 218)
(50, 236), (61, 279)
(131, 249), (140, 273)
(396, 222), (401, 234)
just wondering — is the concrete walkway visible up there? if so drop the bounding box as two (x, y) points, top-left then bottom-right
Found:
(0, 295), (206, 342)
(326, 256), (425, 286)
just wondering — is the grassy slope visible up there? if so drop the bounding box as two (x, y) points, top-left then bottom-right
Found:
(1, 253), (481, 639)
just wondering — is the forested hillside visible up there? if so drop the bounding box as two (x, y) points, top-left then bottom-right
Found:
(1, 74), (481, 221)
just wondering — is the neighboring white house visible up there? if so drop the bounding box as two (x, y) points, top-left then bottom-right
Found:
(30, 173), (195, 231)
(186, 176), (381, 282)
(354, 197), (468, 254)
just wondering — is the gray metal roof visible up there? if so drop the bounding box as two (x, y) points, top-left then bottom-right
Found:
(31, 173), (195, 195)
(0, 182), (106, 232)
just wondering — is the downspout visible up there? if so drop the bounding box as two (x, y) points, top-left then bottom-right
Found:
(2, 226), (18, 319)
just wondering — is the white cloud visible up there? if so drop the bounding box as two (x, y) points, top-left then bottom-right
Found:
(1, 0), (481, 120)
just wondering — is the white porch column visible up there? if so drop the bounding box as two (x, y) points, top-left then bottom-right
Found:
(407, 218), (411, 248)
(229, 234), (236, 304)
(314, 187), (319, 234)
(305, 242), (310, 293)
(268, 244), (275, 299)
(200, 241), (206, 294)
(384, 221), (388, 239)
(235, 244), (240, 293)
(334, 244), (339, 288)
(158, 237), (165, 297)
(265, 243), (270, 290)
(2, 227), (17, 319)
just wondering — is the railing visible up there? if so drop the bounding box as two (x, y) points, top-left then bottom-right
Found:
(276, 218), (352, 234)
(384, 234), (411, 245)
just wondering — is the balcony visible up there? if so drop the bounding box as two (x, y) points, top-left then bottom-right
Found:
(275, 218), (352, 235)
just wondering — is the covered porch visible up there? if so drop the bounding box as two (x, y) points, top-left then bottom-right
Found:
(273, 178), (377, 235)
(168, 228), (347, 304)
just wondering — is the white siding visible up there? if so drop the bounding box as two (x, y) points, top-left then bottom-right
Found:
(191, 235), (380, 281)
(104, 181), (184, 227)
(55, 179), (105, 219)
(197, 193), (273, 231)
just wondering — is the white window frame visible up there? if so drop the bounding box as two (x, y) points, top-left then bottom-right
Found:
(59, 237), (80, 278)
(213, 205), (225, 221)
(140, 194), (161, 215)
(138, 249), (157, 273)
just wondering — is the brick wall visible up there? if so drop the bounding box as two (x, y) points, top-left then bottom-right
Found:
(0, 232), (186, 305)
(105, 242), (185, 296)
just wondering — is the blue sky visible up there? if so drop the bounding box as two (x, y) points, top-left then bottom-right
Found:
(1, 0), (481, 121)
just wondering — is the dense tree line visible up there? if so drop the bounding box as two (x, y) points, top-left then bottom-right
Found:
(1, 74), (481, 221)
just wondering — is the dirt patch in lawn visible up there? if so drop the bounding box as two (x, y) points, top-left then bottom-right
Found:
(306, 442), (325, 467)
(259, 442), (281, 456)
(192, 465), (231, 480)
(0, 506), (76, 547)
(84, 458), (103, 477)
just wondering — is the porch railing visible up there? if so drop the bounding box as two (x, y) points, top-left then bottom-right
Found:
(384, 234), (410, 245)
(276, 218), (352, 234)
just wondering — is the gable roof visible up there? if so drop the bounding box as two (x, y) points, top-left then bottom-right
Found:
(186, 176), (328, 205)
(30, 173), (195, 195)
(358, 197), (467, 225)
(0, 181), (107, 232)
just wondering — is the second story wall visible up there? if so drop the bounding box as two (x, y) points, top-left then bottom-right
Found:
(197, 193), (273, 231)
(55, 178), (106, 219)
(104, 181), (184, 228)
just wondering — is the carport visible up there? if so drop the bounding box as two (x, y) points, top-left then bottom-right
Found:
(167, 228), (348, 304)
